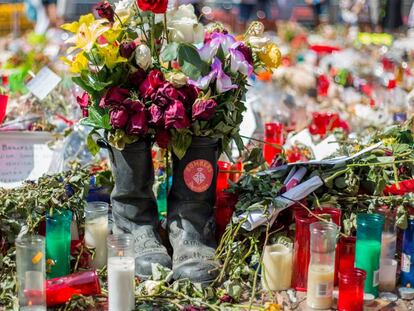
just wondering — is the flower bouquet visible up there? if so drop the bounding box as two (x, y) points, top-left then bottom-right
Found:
(62, 0), (281, 158)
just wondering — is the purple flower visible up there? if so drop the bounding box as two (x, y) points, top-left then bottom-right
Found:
(198, 32), (236, 62)
(126, 110), (148, 135)
(229, 44), (253, 76)
(192, 98), (217, 121)
(119, 41), (137, 59)
(165, 100), (190, 129)
(109, 106), (129, 129)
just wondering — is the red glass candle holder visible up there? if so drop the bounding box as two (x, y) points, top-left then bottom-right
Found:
(217, 161), (232, 192)
(292, 210), (318, 291)
(338, 268), (366, 311)
(46, 270), (101, 306)
(0, 94), (8, 124)
(229, 161), (243, 183)
(263, 123), (284, 165)
(214, 192), (237, 240)
(338, 236), (356, 274)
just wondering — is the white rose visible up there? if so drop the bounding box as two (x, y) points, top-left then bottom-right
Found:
(167, 4), (204, 44)
(143, 280), (162, 295)
(135, 44), (152, 70)
(165, 72), (188, 87)
(114, 0), (133, 18)
(248, 36), (270, 49)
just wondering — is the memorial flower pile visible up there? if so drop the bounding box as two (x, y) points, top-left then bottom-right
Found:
(62, 0), (281, 157)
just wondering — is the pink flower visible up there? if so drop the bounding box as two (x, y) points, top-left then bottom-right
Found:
(99, 87), (130, 108)
(148, 104), (164, 126)
(151, 82), (179, 108)
(126, 110), (148, 135)
(139, 69), (165, 99)
(192, 98), (217, 121)
(109, 106), (129, 129)
(76, 92), (89, 117)
(164, 100), (190, 129)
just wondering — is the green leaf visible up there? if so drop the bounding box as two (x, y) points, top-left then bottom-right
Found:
(81, 106), (112, 130)
(80, 70), (112, 91)
(86, 130), (101, 156)
(171, 130), (192, 159)
(160, 42), (179, 62)
(177, 44), (208, 80)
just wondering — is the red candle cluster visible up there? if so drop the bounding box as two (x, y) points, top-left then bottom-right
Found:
(308, 112), (349, 138)
(263, 123), (284, 165)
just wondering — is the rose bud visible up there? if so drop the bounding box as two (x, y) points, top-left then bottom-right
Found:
(96, 1), (115, 23)
(99, 86), (130, 108)
(192, 98), (217, 121)
(119, 41), (137, 59)
(165, 100), (190, 129)
(148, 104), (164, 126)
(126, 110), (148, 136)
(109, 106), (129, 129)
(76, 92), (90, 117)
(155, 129), (170, 149)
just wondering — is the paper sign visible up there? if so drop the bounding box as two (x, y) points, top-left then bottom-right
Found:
(0, 132), (55, 188)
(26, 67), (61, 100)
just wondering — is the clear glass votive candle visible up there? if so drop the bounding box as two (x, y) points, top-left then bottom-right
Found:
(16, 235), (46, 311)
(379, 258), (397, 291)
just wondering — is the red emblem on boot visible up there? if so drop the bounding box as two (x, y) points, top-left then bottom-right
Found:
(183, 160), (214, 193)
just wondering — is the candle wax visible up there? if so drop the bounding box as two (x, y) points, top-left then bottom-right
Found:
(306, 264), (334, 309)
(381, 232), (396, 259)
(20, 306), (46, 311)
(108, 257), (135, 311)
(85, 216), (108, 269)
(261, 244), (292, 291)
(355, 239), (381, 296)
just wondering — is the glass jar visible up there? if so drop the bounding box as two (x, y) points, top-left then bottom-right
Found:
(261, 243), (293, 291)
(263, 122), (284, 165)
(217, 161), (232, 192)
(85, 201), (109, 269)
(306, 222), (338, 309)
(46, 270), (101, 306)
(16, 235), (46, 310)
(379, 258), (397, 291)
(337, 268), (366, 311)
(107, 234), (135, 311)
(377, 206), (396, 259)
(401, 217), (414, 286)
(355, 213), (384, 297)
(46, 209), (72, 278)
(338, 236), (356, 275)
(292, 210), (318, 291)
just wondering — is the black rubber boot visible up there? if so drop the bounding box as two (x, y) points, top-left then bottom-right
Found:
(167, 137), (220, 284)
(109, 140), (172, 278)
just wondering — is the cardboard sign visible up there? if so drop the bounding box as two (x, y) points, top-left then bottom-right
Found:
(26, 67), (61, 100)
(0, 131), (55, 188)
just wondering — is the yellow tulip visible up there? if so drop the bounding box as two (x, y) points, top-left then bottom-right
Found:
(259, 43), (282, 69)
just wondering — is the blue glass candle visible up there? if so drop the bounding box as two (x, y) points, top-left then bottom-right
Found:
(401, 218), (414, 287)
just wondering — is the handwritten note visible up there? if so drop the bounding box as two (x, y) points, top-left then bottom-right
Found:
(0, 132), (55, 188)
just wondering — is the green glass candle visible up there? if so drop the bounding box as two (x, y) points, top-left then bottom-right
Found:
(46, 209), (72, 278)
(355, 213), (384, 297)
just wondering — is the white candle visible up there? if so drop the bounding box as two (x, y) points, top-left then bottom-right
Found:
(20, 307), (46, 311)
(108, 256), (135, 311)
(381, 231), (396, 259)
(85, 216), (108, 269)
(306, 264), (334, 309)
(379, 258), (397, 291)
(261, 244), (292, 291)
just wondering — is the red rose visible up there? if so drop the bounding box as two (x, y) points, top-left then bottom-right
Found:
(137, 0), (167, 14)
(99, 87), (130, 108)
(155, 129), (170, 149)
(126, 110), (148, 136)
(76, 92), (90, 117)
(178, 85), (199, 108)
(109, 106), (129, 129)
(123, 98), (145, 113)
(165, 100), (190, 129)
(192, 98), (217, 121)
(151, 82), (179, 108)
(128, 68), (147, 90)
(119, 41), (137, 59)
(148, 104), (164, 126)
(139, 69), (165, 99)
(96, 1), (115, 23)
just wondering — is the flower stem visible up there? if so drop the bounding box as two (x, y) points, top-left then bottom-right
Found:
(164, 13), (169, 44)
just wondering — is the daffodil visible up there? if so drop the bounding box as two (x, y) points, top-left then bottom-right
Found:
(97, 44), (127, 69)
(259, 43), (282, 69)
(61, 52), (89, 73)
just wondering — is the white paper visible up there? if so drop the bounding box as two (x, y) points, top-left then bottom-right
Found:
(26, 67), (61, 100)
(0, 132), (55, 188)
(240, 176), (324, 231)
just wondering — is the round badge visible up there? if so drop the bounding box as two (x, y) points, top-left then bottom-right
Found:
(183, 159), (214, 193)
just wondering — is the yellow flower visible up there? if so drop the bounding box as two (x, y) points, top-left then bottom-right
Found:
(61, 52), (89, 73)
(103, 28), (123, 43)
(61, 13), (96, 33)
(97, 44), (127, 69)
(264, 303), (282, 311)
(259, 43), (282, 69)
